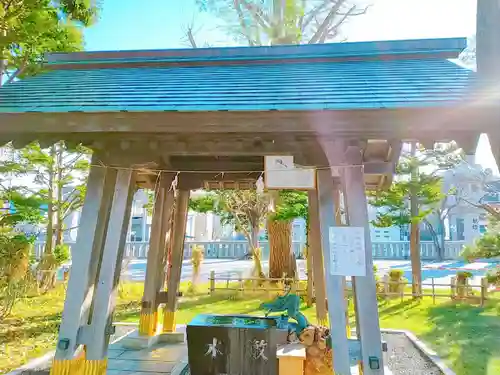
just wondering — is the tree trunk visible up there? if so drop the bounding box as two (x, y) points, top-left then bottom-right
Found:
(410, 223), (422, 297)
(268, 219), (294, 279)
(438, 219), (446, 261)
(0, 31), (6, 87)
(39, 146), (57, 291)
(44, 202), (54, 255)
(55, 220), (64, 247)
(54, 144), (64, 247)
(410, 142), (422, 298)
(43, 145), (57, 255)
(250, 223), (259, 251)
(425, 220), (442, 261)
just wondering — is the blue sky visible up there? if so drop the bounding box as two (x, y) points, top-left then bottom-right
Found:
(84, 0), (230, 51)
(84, 0), (478, 51)
(83, 0), (497, 173)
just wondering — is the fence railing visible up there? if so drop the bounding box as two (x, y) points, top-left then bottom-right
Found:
(33, 239), (466, 261)
(208, 271), (492, 306)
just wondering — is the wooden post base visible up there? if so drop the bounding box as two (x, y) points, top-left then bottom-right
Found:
(138, 310), (158, 336)
(50, 358), (107, 375)
(162, 310), (176, 333)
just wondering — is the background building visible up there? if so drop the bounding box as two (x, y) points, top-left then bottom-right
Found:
(10, 157), (500, 247)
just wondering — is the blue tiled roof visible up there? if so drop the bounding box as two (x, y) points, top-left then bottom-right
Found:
(0, 38), (475, 113)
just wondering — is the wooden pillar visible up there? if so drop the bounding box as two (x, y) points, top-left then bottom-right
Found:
(163, 189), (190, 333)
(476, 0), (500, 174)
(85, 170), (136, 362)
(342, 146), (384, 375)
(307, 190), (327, 326)
(488, 133), (500, 172)
(138, 174), (173, 336)
(333, 186), (351, 339)
(156, 188), (175, 293)
(333, 188), (343, 225)
(51, 165), (116, 374)
(305, 234), (314, 308)
(316, 169), (351, 375)
(476, 0), (500, 78)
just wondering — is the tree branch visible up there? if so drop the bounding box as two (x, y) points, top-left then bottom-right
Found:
(60, 187), (77, 206)
(240, 0), (271, 30)
(62, 154), (84, 169)
(423, 218), (442, 252)
(4, 59), (27, 85)
(318, 4), (367, 43)
(233, 0), (256, 46)
(308, 0), (345, 44)
(62, 200), (80, 220)
(302, 0), (330, 30)
(460, 197), (500, 219)
(186, 26), (197, 48)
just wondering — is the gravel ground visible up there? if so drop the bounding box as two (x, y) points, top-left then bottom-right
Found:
(382, 332), (442, 375)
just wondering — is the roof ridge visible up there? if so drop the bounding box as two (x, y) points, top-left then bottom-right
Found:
(45, 38), (467, 69)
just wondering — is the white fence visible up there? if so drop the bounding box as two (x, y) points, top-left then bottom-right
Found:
(33, 240), (466, 261)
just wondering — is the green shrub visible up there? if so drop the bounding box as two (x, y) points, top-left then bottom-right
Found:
(456, 271), (473, 281)
(0, 231), (33, 284)
(389, 269), (404, 280)
(53, 244), (70, 265)
(188, 245), (204, 294)
(485, 266), (500, 286)
(456, 271), (474, 298)
(0, 230), (34, 318)
(460, 217), (500, 262)
(373, 265), (383, 295)
(388, 269), (406, 294)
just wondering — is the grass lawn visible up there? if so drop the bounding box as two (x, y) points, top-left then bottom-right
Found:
(1, 282), (499, 375)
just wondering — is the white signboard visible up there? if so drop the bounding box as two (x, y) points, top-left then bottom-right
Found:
(264, 155), (316, 190)
(328, 226), (367, 276)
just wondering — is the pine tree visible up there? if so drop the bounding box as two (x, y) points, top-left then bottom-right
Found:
(369, 142), (463, 297)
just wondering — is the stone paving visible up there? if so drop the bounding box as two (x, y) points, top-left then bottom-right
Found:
(6, 325), (188, 375)
(106, 340), (187, 375)
(105, 325), (188, 375)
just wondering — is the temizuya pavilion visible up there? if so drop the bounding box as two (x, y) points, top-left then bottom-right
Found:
(0, 38), (497, 375)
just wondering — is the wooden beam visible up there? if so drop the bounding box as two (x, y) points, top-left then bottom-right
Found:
(0, 107), (496, 136)
(169, 159), (263, 172)
(100, 138), (301, 157)
(379, 140), (402, 189)
(455, 133), (481, 155)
